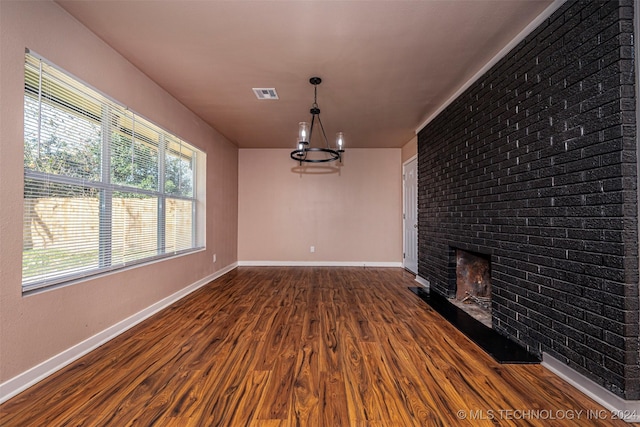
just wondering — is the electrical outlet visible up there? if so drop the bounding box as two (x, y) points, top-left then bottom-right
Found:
(310, 246), (315, 253)
(213, 254), (217, 263)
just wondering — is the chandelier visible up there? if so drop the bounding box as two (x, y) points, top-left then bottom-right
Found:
(291, 77), (345, 163)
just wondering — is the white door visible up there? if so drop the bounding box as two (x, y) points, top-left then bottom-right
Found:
(403, 157), (418, 274)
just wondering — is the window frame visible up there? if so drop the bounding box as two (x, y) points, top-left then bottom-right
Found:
(22, 49), (206, 294)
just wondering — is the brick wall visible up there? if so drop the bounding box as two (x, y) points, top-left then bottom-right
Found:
(417, 0), (639, 400)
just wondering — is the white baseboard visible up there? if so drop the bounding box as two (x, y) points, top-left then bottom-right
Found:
(542, 353), (640, 423)
(0, 262), (238, 404)
(415, 275), (430, 290)
(237, 260), (403, 267)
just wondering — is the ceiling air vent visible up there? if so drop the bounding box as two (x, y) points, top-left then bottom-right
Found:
(252, 88), (279, 100)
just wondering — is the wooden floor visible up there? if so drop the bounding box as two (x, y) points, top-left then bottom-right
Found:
(1, 267), (637, 426)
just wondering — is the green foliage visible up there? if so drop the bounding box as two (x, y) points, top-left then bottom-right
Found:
(24, 97), (193, 198)
(165, 153), (193, 196)
(111, 133), (158, 192)
(24, 98), (101, 177)
(24, 97), (101, 199)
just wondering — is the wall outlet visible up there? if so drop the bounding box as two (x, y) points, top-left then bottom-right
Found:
(213, 254), (217, 263)
(310, 246), (315, 253)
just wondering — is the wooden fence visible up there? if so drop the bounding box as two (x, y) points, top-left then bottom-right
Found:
(24, 197), (192, 255)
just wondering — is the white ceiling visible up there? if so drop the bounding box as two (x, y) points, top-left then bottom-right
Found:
(56, 0), (554, 149)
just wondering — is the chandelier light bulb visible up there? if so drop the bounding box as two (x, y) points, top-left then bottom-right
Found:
(336, 132), (344, 152)
(298, 122), (309, 143)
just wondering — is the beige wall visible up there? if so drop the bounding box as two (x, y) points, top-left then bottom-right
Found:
(0, 0), (238, 384)
(238, 149), (402, 263)
(402, 135), (418, 163)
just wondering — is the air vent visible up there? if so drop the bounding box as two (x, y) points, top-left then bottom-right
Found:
(252, 88), (279, 100)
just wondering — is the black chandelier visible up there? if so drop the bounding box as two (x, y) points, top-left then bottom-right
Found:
(291, 77), (345, 164)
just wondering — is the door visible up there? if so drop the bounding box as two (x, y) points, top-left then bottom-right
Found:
(403, 157), (418, 273)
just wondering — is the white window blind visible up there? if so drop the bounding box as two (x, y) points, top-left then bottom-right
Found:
(23, 50), (204, 293)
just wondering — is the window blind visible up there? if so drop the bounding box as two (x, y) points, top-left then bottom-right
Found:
(23, 50), (203, 293)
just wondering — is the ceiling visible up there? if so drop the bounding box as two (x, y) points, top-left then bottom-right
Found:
(55, 0), (554, 150)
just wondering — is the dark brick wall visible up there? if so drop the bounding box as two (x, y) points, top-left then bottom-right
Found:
(417, 0), (639, 399)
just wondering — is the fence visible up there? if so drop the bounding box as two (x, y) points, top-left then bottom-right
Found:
(24, 197), (192, 255)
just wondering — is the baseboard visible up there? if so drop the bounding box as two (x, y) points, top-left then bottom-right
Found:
(542, 353), (640, 423)
(415, 275), (430, 290)
(0, 262), (238, 404)
(237, 260), (403, 267)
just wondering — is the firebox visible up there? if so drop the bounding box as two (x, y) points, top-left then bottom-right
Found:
(452, 248), (492, 327)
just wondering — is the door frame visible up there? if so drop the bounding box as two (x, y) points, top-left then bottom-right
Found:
(402, 154), (418, 274)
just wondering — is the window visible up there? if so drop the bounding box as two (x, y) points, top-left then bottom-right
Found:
(23, 50), (205, 293)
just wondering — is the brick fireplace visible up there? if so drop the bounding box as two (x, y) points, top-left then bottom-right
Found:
(417, 0), (639, 402)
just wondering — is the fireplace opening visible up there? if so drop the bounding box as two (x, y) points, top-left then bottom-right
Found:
(452, 248), (492, 327)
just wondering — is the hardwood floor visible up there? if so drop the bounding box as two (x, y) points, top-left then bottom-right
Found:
(1, 267), (637, 426)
